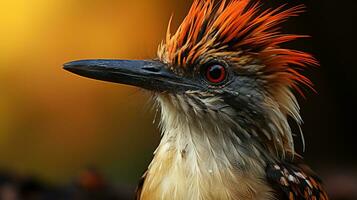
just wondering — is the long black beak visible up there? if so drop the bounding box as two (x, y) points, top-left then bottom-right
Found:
(63, 59), (199, 92)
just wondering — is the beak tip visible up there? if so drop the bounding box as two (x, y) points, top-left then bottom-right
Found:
(63, 61), (82, 73)
(62, 63), (70, 71)
(63, 60), (73, 68)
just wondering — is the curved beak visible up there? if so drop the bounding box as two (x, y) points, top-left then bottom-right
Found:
(63, 59), (199, 92)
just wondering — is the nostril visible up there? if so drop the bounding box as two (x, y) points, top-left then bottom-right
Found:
(142, 65), (161, 73)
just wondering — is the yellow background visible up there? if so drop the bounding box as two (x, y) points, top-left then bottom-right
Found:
(0, 0), (191, 184)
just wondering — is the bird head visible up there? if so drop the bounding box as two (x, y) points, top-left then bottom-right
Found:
(64, 0), (317, 158)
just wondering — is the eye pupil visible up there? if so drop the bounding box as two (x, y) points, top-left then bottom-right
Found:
(206, 65), (226, 84)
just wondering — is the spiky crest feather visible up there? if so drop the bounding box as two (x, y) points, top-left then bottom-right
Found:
(158, 0), (318, 94)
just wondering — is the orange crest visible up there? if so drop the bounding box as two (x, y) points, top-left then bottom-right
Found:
(158, 0), (318, 92)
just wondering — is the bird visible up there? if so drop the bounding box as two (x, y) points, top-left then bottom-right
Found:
(63, 0), (329, 199)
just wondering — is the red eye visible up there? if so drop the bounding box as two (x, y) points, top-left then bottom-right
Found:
(205, 64), (226, 84)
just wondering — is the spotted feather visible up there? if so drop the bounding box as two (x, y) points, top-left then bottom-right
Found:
(267, 162), (329, 200)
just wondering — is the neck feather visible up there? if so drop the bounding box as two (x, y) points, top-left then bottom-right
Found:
(157, 94), (270, 168)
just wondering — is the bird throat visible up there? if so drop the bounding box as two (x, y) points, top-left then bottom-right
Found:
(139, 94), (274, 200)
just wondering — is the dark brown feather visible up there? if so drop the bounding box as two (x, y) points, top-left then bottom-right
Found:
(266, 161), (329, 200)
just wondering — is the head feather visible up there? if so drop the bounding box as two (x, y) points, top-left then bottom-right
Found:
(158, 0), (318, 93)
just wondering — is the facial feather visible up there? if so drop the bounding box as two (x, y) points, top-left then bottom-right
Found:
(155, 0), (317, 155)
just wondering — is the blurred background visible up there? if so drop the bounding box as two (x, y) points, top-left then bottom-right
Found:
(0, 0), (356, 199)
